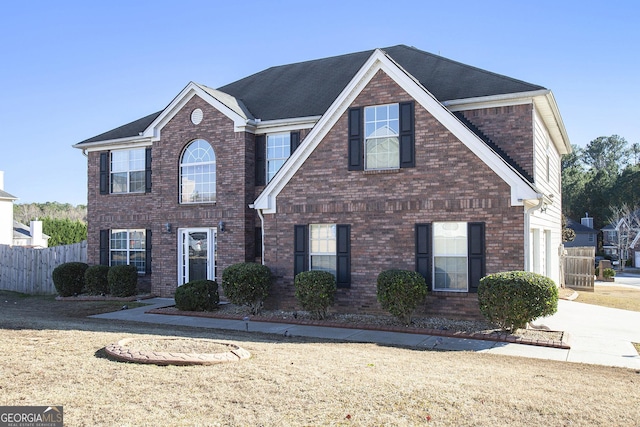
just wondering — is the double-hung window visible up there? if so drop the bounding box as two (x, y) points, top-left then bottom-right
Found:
(111, 149), (145, 193)
(433, 222), (468, 291)
(266, 133), (291, 182)
(255, 131), (300, 186)
(348, 101), (414, 171)
(415, 222), (485, 293)
(294, 224), (351, 288)
(309, 224), (337, 276)
(110, 229), (146, 273)
(364, 104), (400, 170)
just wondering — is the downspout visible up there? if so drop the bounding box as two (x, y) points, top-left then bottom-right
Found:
(523, 194), (545, 272)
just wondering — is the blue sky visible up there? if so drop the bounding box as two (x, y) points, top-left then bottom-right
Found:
(0, 0), (638, 205)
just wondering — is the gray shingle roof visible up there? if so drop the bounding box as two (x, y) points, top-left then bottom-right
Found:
(76, 44), (545, 144)
(566, 218), (597, 233)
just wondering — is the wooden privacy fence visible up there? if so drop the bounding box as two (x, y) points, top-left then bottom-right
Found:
(0, 241), (87, 294)
(563, 246), (595, 291)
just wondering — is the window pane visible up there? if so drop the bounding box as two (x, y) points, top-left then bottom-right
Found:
(111, 151), (128, 172)
(434, 257), (467, 290)
(311, 255), (337, 276)
(365, 137), (399, 169)
(111, 172), (127, 193)
(129, 149), (145, 171)
(129, 171), (145, 193)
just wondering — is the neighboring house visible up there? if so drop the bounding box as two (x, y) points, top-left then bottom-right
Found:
(74, 45), (571, 317)
(602, 211), (640, 267)
(0, 171), (18, 246)
(564, 217), (597, 249)
(13, 220), (50, 248)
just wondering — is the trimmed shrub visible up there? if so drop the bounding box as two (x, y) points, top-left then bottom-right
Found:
(376, 269), (428, 325)
(294, 270), (336, 320)
(175, 280), (219, 311)
(603, 268), (616, 279)
(478, 271), (558, 332)
(107, 265), (138, 297)
(84, 265), (110, 295)
(52, 262), (89, 297)
(221, 262), (271, 315)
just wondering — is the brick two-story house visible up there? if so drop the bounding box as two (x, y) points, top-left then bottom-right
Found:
(74, 45), (570, 317)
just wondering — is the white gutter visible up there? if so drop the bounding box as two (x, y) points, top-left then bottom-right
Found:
(523, 194), (545, 272)
(72, 136), (153, 152)
(442, 89), (551, 109)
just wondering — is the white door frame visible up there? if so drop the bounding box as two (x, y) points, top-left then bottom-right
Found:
(177, 227), (217, 286)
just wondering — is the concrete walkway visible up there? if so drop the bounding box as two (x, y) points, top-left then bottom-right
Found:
(92, 296), (640, 370)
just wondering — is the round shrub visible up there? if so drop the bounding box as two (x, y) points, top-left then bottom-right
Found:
(478, 271), (558, 332)
(52, 262), (89, 297)
(603, 268), (616, 279)
(175, 280), (219, 311)
(221, 262), (271, 315)
(376, 269), (428, 325)
(294, 270), (336, 320)
(107, 265), (138, 297)
(84, 265), (110, 295)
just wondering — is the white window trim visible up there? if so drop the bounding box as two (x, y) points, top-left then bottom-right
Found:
(179, 139), (217, 204)
(110, 229), (146, 273)
(110, 148), (145, 194)
(309, 224), (337, 276)
(432, 222), (469, 292)
(266, 133), (291, 183)
(364, 103), (400, 171)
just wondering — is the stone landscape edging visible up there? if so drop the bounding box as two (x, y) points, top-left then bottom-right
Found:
(146, 307), (570, 350)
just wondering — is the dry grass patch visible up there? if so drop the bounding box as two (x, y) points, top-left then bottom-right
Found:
(573, 285), (640, 312)
(1, 291), (639, 426)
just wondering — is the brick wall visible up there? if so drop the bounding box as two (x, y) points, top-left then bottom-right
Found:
(458, 104), (534, 179)
(87, 96), (256, 297)
(262, 70), (525, 319)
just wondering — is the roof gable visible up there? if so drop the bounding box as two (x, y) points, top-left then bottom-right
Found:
(253, 49), (539, 213)
(219, 45), (545, 121)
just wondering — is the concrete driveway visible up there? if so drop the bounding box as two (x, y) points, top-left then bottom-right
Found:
(537, 296), (640, 369)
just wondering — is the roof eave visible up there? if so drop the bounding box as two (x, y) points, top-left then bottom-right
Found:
(72, 136), (153, 152)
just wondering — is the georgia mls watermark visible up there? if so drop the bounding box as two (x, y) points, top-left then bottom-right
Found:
(0, 406), (63, 427)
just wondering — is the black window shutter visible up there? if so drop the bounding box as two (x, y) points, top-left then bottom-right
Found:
(145, 229), (152, 274)
(336, 224), (351, 288)
(290, 131), (301, 154)
(348, 107), (363, 170)
(293, 225), (308, 276)
(467, 222), (486, 293)
(145, 148), (152, 193)
(255, 135), (266, 186)
(99, 229), (109, 266)
(99, 152), (109, 195)
(415, 223), (432, 290)
(399, 101), (415, 168)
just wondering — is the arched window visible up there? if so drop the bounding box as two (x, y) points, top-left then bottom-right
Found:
(180, 139), (216, 203)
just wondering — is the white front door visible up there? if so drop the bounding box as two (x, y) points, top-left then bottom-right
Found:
(178, 228), (217, 285)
